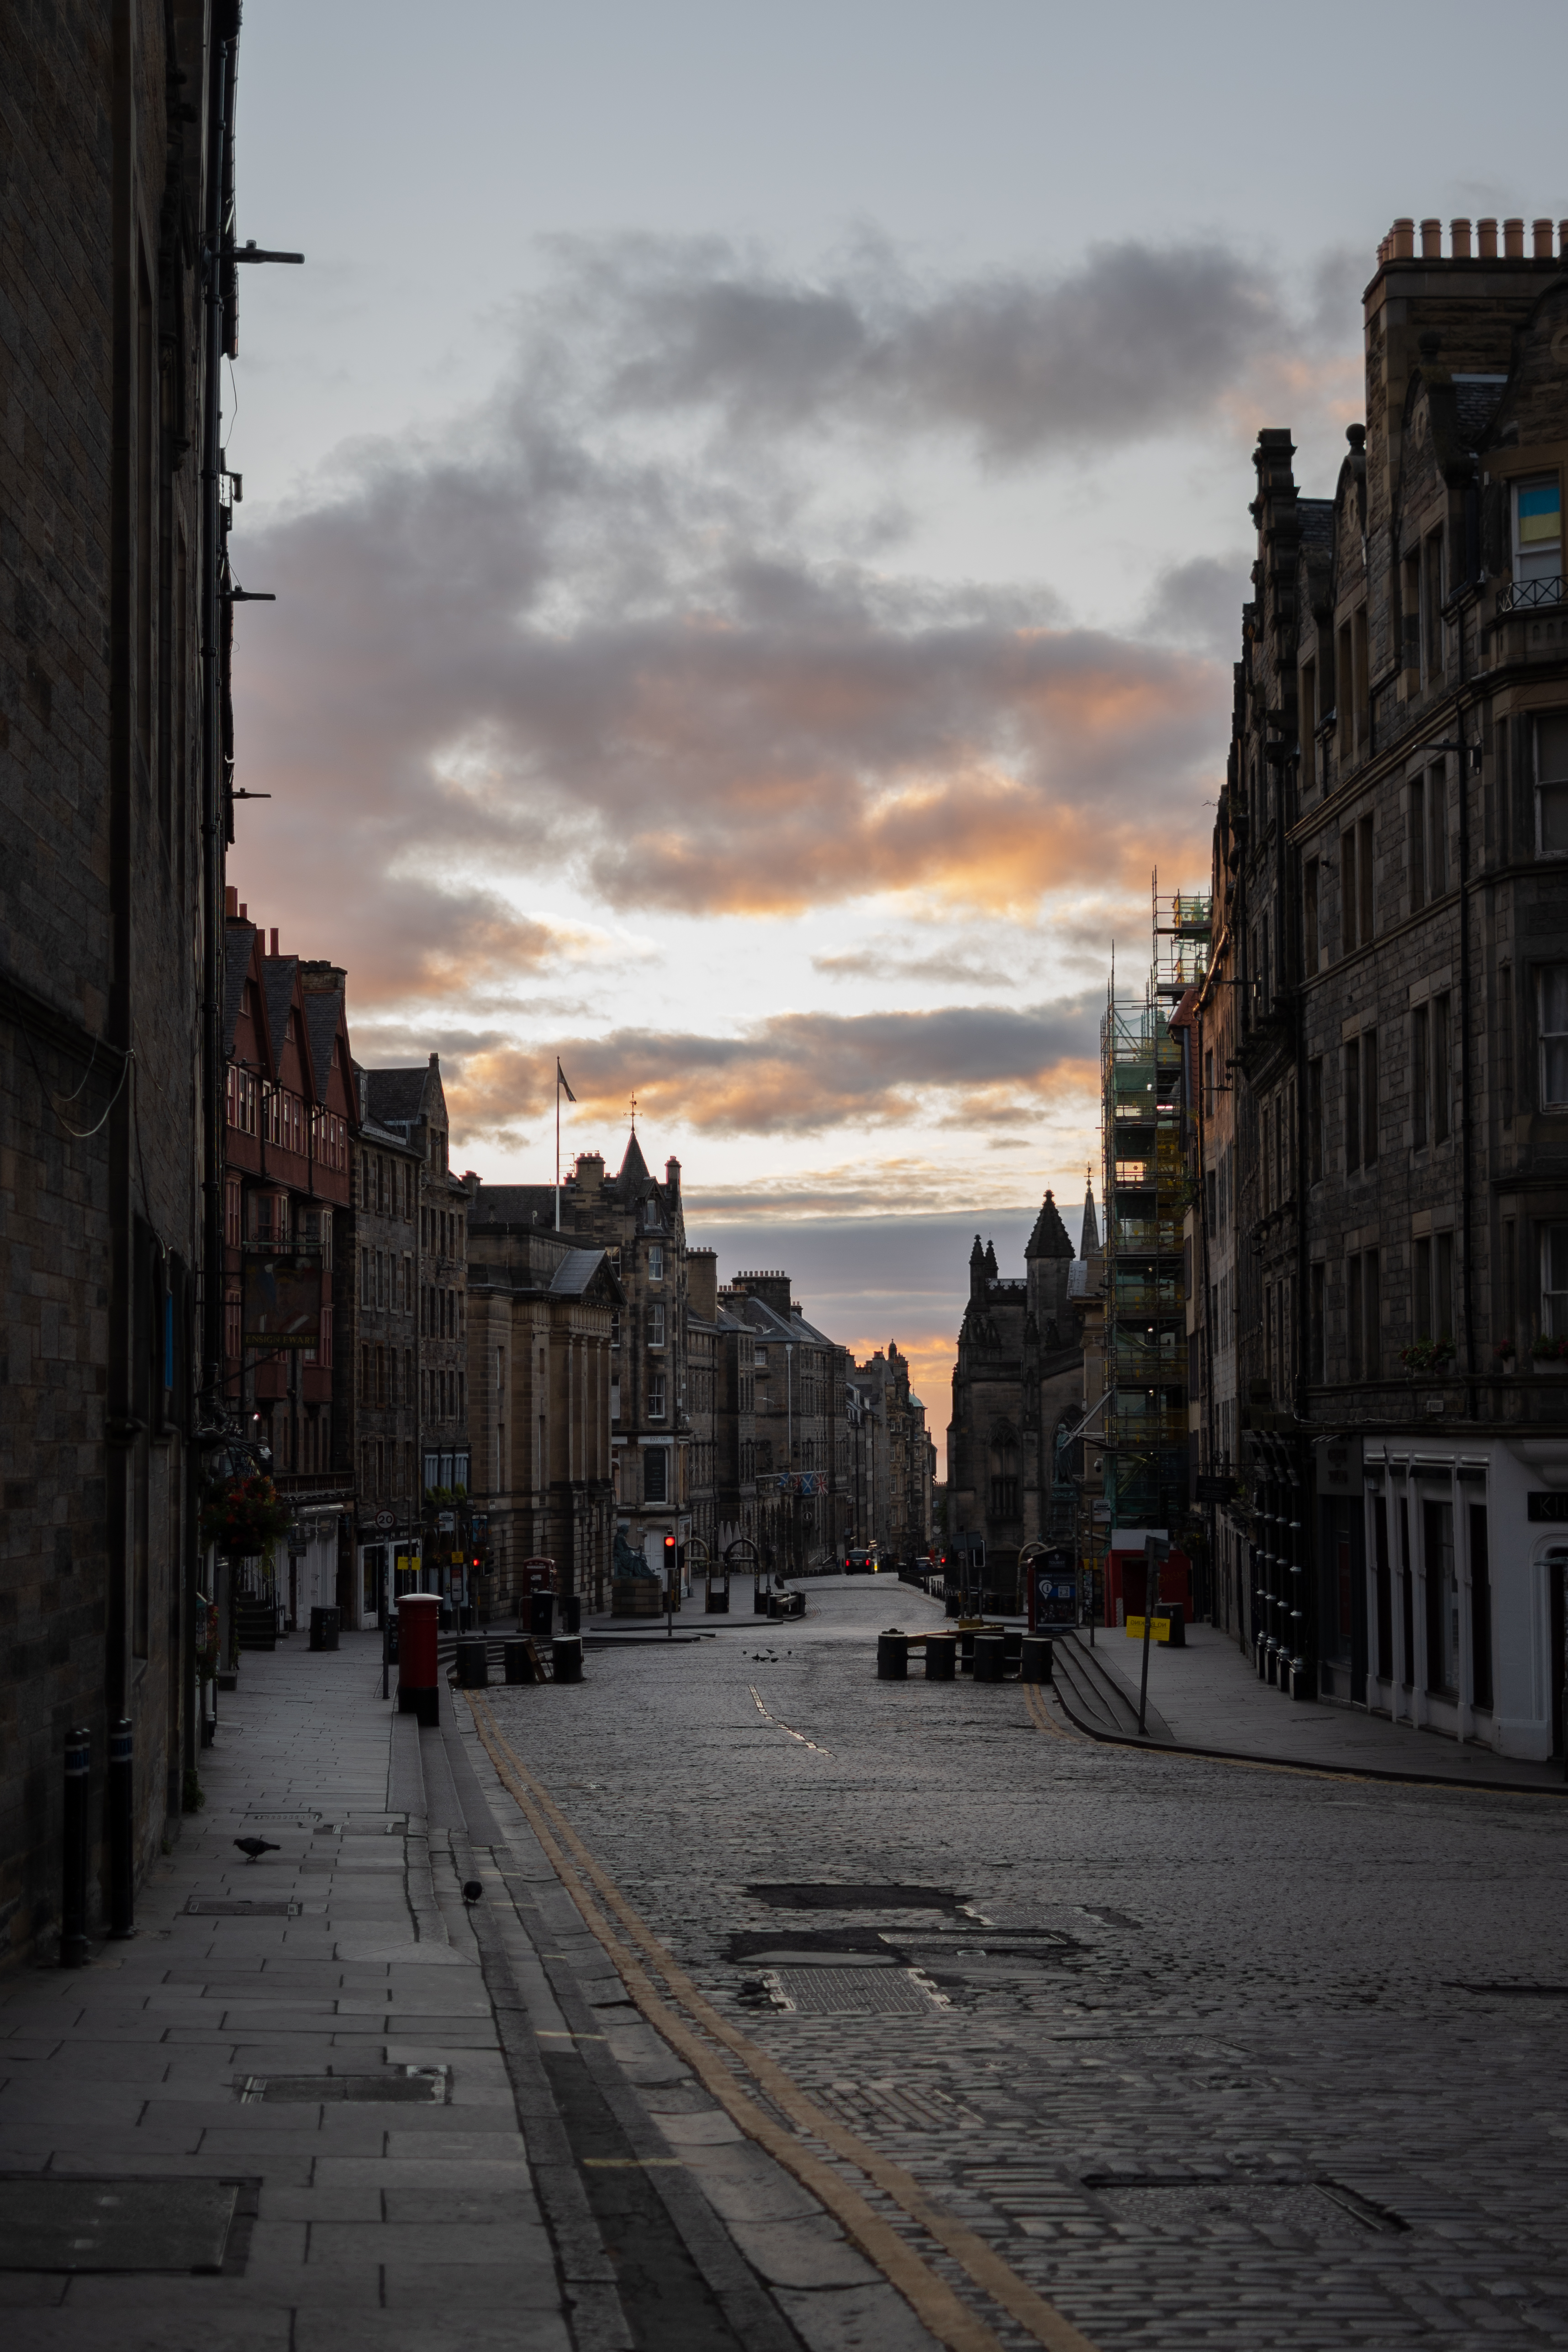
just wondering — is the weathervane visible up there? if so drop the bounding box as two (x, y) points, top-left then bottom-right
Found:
(628, 1093), (638, 1133)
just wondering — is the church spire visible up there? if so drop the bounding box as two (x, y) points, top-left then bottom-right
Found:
(1080, 1172), (1100, 1258)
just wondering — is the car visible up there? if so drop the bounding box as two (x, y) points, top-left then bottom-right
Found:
(845, 1549), (877, 1573)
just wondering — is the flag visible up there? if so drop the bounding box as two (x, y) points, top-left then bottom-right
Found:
(556, 1060), (576, 1103)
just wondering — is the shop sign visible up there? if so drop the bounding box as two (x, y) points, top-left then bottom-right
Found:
(1527, 1491), (1568, 1522)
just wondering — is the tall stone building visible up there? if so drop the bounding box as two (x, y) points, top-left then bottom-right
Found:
(340, 1071), (423, 1623)
(1189, 214), (1568, 1760)
(946, 1193), (1082, 1601)
(718, 1273), (848, 1573)
(1, 0), (261, 1962)
(847, 1344), (934, 1561)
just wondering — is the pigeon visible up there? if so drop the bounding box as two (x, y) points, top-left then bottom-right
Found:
(234, 1836), (280, 1863)
(462, 1880), (484, 1905)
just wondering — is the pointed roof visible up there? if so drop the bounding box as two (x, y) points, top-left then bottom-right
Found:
(983, 1239), (999, 1278)
(969, 1234), (985, 1266)
(1024, 1189), (1074, 1261)
(618, 1128), (650, 1187)
(1079, 1179), (1100, 1259)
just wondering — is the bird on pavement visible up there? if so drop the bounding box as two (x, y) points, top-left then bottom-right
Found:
(234, 1836), (280, 1863)
(462, 1880), (484, 1905)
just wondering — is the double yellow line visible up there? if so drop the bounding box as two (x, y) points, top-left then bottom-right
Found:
(468, 1693), (1101, 2352)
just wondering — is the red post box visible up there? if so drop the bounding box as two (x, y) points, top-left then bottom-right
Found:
(396, 1593), (441, 1725)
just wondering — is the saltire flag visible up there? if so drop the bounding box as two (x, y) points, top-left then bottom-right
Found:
(557, 1060), (577, 1102)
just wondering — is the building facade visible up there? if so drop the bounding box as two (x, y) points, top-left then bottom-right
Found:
(340, 1074), (423, 1623)
(847, 1344), (934, 1561)
(1189, 214), (1568, 1759)
(719, 1273), (849, 1574)
(946, 1194), (1083, 1602)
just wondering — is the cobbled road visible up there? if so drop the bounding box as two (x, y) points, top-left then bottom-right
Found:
(487, 1578), (1568, 2352)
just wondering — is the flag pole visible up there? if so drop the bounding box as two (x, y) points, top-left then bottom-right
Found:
(555, 1061), (560, 1232)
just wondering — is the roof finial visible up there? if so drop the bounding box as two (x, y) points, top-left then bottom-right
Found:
(628, 1093), (637, 1133)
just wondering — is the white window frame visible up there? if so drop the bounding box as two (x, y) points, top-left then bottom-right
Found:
(1535, 715), (1568, 858)
(647, 1244), (664, 1283)
(1543, 1224), (1568, 1340)
(648, 1303), (666, 1351)
(648, 1372), (667, 1421)
(1513, 473), (1563, 586)
(1541, 965), (1568, 1109)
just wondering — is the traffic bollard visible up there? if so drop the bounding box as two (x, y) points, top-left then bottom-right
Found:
(972, 1632), (1006, 1683)
(61, 1728), (90, 1967)
(924, 1633), (957, 1681)
(107, 1717), (134, 1938)
(553, 1635), (584, 1684)
(455, 1637), (489, 1689)
(876, 1631), (909, 1680)
(1020, 1635), (1054, 1683)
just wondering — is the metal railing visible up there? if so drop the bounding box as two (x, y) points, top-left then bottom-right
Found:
(1497, 575), (1566, 614)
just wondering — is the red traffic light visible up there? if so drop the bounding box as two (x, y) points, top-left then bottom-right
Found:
(662, 1533), (676, 1559)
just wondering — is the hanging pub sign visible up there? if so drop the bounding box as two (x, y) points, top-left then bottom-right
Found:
(1030, 1546), (1077, 1630)
(242, 1257), (321, 1350)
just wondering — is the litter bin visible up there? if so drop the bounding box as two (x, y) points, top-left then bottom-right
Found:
(1155, 1602), (1186, 1648)
(308, 1606), (340, 1653)
(943, 1589), (962, 1619)
(396, 1594), (440, 1725)
(1020, 1635), (1053, 1683)
(528, 1591), (555, 1641)
(876, 1631), (909, 1681)
(503, 1639), (536, 1685)
(562, 1594), (582, 1635)
(925, 1632), (957, 1681)
(553, 1635), (584, 1685)
(455, 1637), (488, 1689)
(973, 1631), (1006, 1683)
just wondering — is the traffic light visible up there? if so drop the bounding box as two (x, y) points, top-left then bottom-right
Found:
(662, 1532), (677, 1576)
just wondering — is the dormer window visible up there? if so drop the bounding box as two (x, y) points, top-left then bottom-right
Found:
(644, 1199), (659, 1230)
(1514, 476), (1562, 584)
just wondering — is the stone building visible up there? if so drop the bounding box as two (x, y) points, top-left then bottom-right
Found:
(1188, 214), (1568, 1761)
(710, 1287), (760, 1559)
(221, 907), (357, 1629)
(464, 1197), (621, 1611)
(339, 1072), (424, 1623)
(719, 1274), (849, 1573)
(1, 0), (259, 1963)
(946, 1194), (1082, 1603)
(847, 1344), (934, 1561)
(685, 1250), (720, 1566)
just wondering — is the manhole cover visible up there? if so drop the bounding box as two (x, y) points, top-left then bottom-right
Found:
(1085, 2174), (1406, 2238)
(236, 2068), (448, 2105)
(0, 2178), (239, 2272)
(766, 1966), (946, 2015)
(185, 1899), (299, 1917)
(748, 1883), (963, 1911)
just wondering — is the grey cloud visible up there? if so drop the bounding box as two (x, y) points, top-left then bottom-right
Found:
(1141, 553), (1253, 659)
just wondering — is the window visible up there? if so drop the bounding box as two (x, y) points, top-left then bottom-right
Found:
(1347, 1253), (1362, 1379)
(648, 1245), (664, 1282)
(1337, 621), (1354, 764)
(644, 1448), (668, 1502)
(1374, 1498), (1393, 1681)
(403, 1252), (414, 1312)
(1262, 1103), (1273, 1213)
(1542, 1224), (1568, 1341)
(1435, 1229), (1456, 1343)
(1433, 993), (1452, 1144)
(1347, 1248), (1379, 1379)
(1422, 530), (1444, 680)
(1344, 1039), (1361, 1173)
(1359, 1029), (1378, 1168)
(225, 1178), (242, 1248)
(1400, 550), (1421, 676)
(1427, 770), (1448, 897)
(1540, 965), (1568, 1106)
(1513, 474), (1562, 585)
(1424, 1500), (1457, 1696)
(1304, 860), (1319, 973)
(1413, 1004), (1430, 1147)
(1358, 814), (1375, 945)
(1309, 1261), (1326, 1382)
(644, 1200), (659, 1230)
(1341, 828), (1358, 954)
(1300, 661), (1317, 792)
(647, 1303), (666, 1350)
(648, 1373), (667, 1420)
(1500, 969), (1515, 1122)
(1309, 1057), (1324, 1182)
(1536, 715), (1568, 855)
(1413, 1236), (1433, 1342)
(1354, 607), (1370, 755)
(1204, 1049), (1214, 1119)
(1409, 777), (1426, 911)
(610, 1382), (621, 1423)
(1205, 1170), (1218, 1235)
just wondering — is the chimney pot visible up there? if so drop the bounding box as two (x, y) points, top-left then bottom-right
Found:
(238, 901), (248, 919)
(1504, 216), (1525, 258)
(1478, 217), (1499, 258)
(1534, 216), (1554, 258)
(224, 884), (238, 917)
(1450, 217), (1473, 259)
(1420, 216), (1441, 257)
(1392, 217), (1415, 259)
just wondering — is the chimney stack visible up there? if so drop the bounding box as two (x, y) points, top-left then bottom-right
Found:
(269, 928), (279, 957)
(575, 1151), (604, 1192)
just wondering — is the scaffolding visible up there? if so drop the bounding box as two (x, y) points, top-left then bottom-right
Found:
(1099, 879), (1211, 1531)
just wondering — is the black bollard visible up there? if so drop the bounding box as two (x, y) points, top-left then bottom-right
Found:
(528, 1591), (555, 1641)
(61, 1727), (90, 1967)
(455, 1637), (489, 1689)
(959, 1627), (977, 1672)
(553, 1635), (584, 1684)
(943, 1588), (961, 1619)
(876, 1631), (909, 1681)
(562, 1594), (582, 1635)
(503, 1639), (533, 1685)
(973, 1631), (1006, 1683)
(924, 1633), (957, 1681)
(1020, 1635), (1054, 1683)
(107, 1717), (134, 1938)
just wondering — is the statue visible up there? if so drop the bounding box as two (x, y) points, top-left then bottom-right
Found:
(613, 1522), (655, 1581)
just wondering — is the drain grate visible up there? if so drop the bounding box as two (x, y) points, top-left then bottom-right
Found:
(185, 1898), (299, 1918)
(1085, 2173), (1408, 2238)
(765, 1966), (946, 2016)
(236, 2067), (448, 2105)
(0, 2176), (241, 2272)
(748, 1883), (963, 1911)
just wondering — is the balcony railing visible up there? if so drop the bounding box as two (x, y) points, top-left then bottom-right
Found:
(1497, 575), (1567, 614)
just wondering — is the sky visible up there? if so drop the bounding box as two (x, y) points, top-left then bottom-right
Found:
(226, 0), (1568, 1450)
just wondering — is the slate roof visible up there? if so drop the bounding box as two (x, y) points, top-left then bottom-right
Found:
(617, 1130), (650, 1188)
(469, 1182), (558, 1227)
(1299, 497), (1334, 554)
(1025, 1189), (1074, 1261)
(549, 1247), (609, 1297)
(1455, 373), (1509, 451)
(222, 922), (256, 1056)
(364, 1065), (435, 1129)
(302, 988), (343, 1103)
(260, 958), (299, 1072)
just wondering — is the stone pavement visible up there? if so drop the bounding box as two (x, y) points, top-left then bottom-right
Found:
(0, 1629), (945, 2352)
(1055, 1619), (1568, 1791)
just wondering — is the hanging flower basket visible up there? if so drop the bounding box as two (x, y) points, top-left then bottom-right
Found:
(1399, 1339), (1456, 1375)
(1533, 1333), (1568, 1366)
(201, 1473), (292, 1559)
